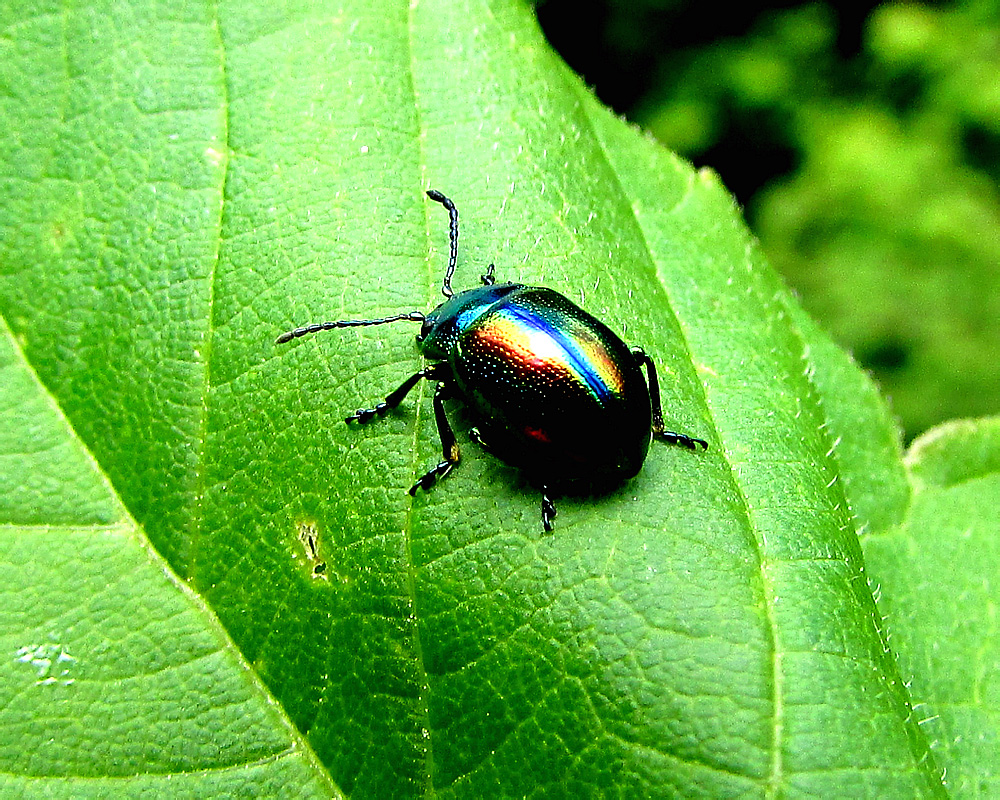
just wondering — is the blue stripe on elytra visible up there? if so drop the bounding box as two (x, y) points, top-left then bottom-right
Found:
(501, 305), (612, 401)
(455, 302), (494, 332)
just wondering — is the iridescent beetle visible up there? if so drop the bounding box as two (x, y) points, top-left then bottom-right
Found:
(277, 190), (707, 531)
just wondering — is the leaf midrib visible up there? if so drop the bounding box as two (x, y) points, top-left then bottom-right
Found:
(573, 90), (786, 796)
(187, 4), (231, 585)
(402, 2), (437, 794)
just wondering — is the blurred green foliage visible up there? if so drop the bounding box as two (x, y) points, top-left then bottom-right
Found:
(541, 0), (1000, 441)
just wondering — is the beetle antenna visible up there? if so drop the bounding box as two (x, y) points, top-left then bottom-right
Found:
(275, 311), (425, 344)
(426, 190), (459, 299)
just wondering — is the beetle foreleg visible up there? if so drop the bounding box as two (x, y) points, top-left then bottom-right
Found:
(347, 367), (436, 424)
(541, 487), (557, 533)
(409, 381), (461, 494)
(632, 348), (708, 451)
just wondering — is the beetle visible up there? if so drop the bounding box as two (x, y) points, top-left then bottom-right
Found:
(277, 190), (707, 531)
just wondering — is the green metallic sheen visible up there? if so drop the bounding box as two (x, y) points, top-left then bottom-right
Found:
(421, 283), (653, 488)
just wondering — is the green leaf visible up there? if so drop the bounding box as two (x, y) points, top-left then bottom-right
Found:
(0, 0), (955, 796)
(781, 301), (911, 535)
(863, 418), (1000, 797)
(0, 319), (337, 796)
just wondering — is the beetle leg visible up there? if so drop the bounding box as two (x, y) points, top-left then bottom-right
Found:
(409, 381), (461, 495)
(657, 430), (708, 449)
(540, 487), (557, 533)
(468, 426), (494, 455)
(632, 348), (709, 450)
(480, 263), (496, 286)
(346, 367), (438, 424)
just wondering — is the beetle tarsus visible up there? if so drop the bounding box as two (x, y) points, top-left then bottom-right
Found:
(656, 430), (709, 450)
(347, 403), (387, 424)
(481, 263), (496, 286)
(409, 460), (456, 495)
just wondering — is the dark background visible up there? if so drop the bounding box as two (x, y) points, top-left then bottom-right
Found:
(538, 0), (1000, 442)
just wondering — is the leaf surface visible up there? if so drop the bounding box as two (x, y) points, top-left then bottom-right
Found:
(863, 418), (1000, 797)
(0, 0), (955, 796)
(0, 319), (336, 796)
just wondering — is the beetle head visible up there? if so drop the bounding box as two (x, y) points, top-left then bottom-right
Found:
(417, 282), (522, 359)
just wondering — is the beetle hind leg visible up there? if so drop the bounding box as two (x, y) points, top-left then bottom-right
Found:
(409, 381), (461, 495)
(631, 348), (708, 450)
(541, 487), (557, 533)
